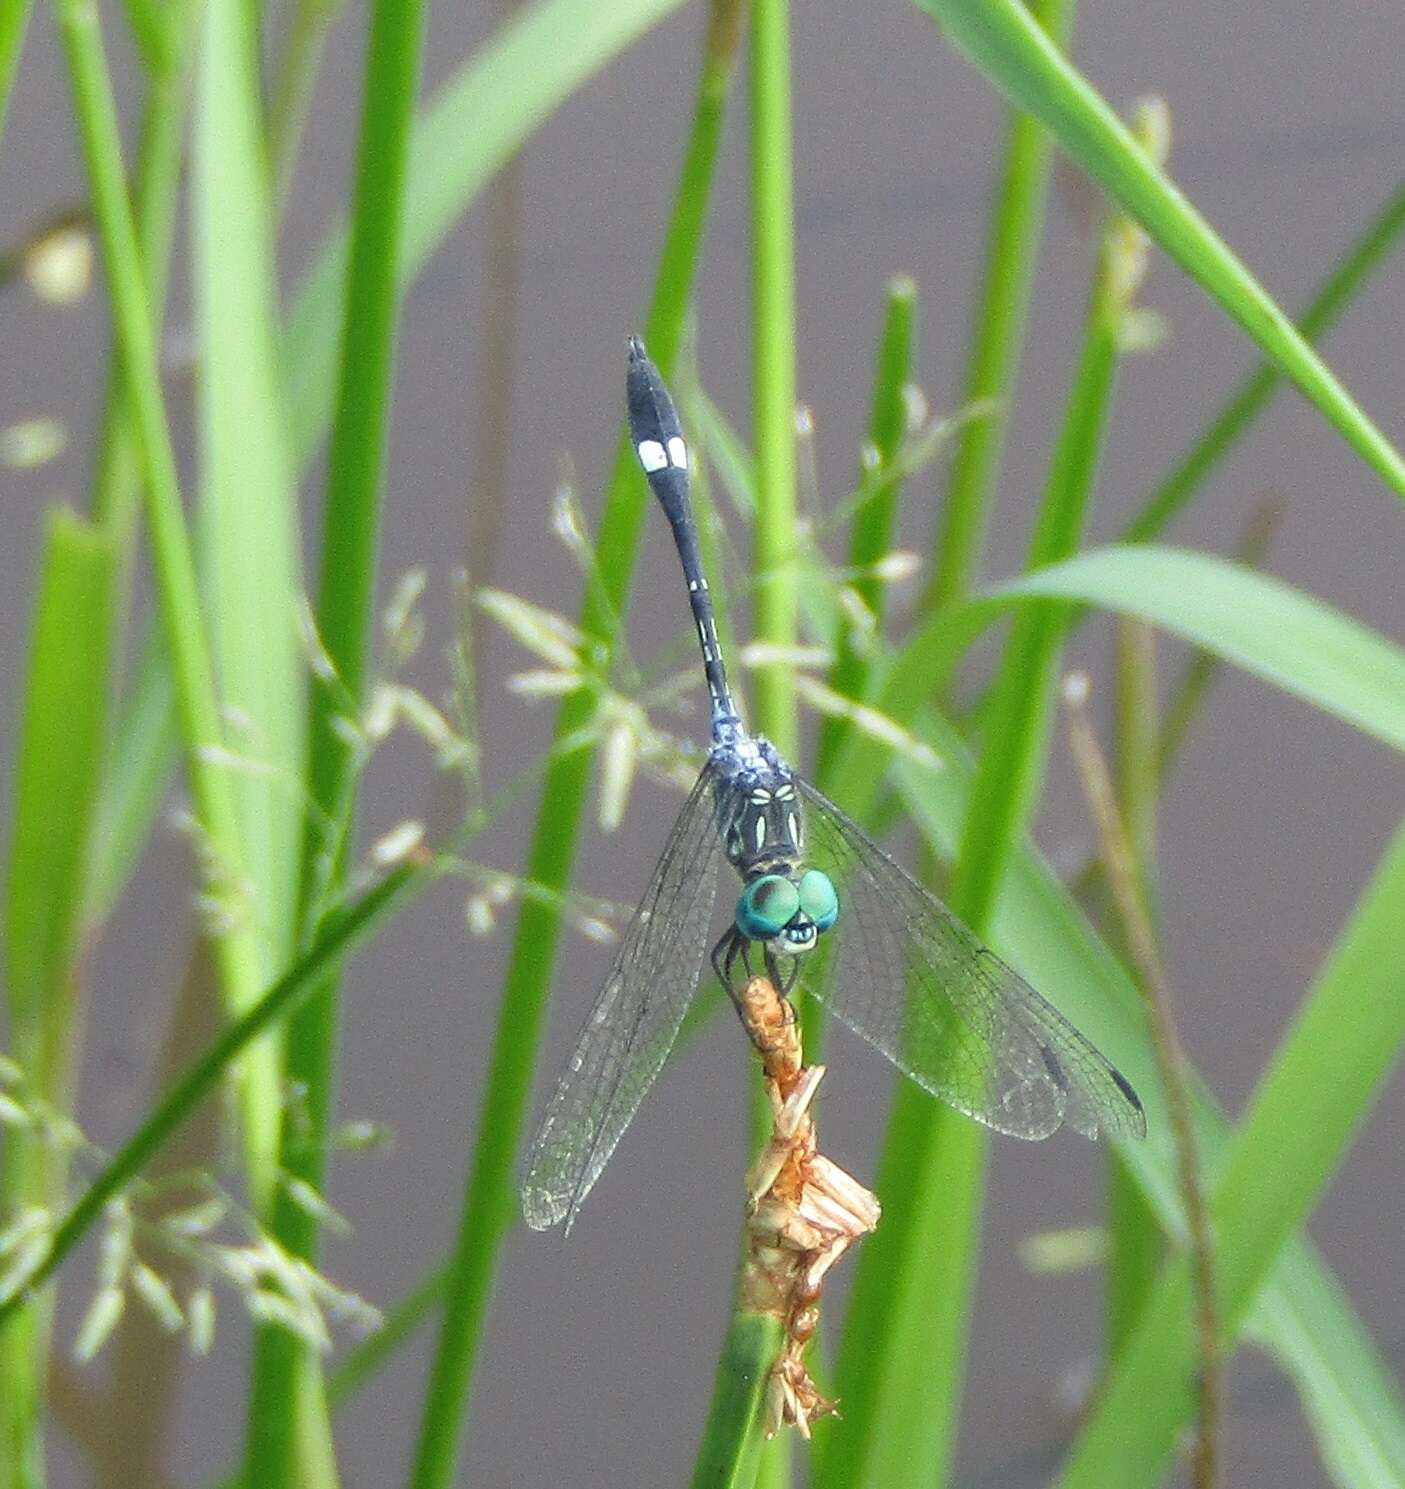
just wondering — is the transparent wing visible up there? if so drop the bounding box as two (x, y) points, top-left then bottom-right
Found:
(521, 767), (724, 1231)
(796, 779), (1145, 1142)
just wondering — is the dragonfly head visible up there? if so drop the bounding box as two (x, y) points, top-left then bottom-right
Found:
(735, 868), (839, 955)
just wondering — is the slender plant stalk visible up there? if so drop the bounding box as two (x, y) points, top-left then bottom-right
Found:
(821, 128), (1145, 1489)
(1103, 618), (1161, 1352)
(748, 0), (798, 761)
(0, 864), (422, 1327)
(405, 10), (743, 1486)
(91, 0), (197, 576)
(243, 0), (429, 1480)
(1113, 618), (1159, 903)
(1064, 675), (1219, 1489)
(924, 0), (1073, 615)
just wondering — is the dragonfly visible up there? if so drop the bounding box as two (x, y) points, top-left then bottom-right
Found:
(520, 337), (1145, 1233)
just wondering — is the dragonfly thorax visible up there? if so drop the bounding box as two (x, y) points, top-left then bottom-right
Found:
(710, 734), (805, 874)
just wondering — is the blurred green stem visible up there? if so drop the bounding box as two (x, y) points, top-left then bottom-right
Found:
(50, 0), (276, 1227)
(91, 0), (197, 616)
(267, 0), (345, 208)
(243, 0), (429, 1479)
(0, 518), (115, 1489)
(689, 1314), (784, 1489)
(0, 0), (31, 147)
(824, 115), (1143, 1489)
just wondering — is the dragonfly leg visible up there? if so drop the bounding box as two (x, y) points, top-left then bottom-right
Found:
(716, 929), (796, 1057)
(711, 927), (749, 997)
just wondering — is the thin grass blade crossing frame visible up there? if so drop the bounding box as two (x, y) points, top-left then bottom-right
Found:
(520, 338), (1145, 1235)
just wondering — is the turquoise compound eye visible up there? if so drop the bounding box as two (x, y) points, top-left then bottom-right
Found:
(736, 875), (801, 940)
(797, 869), (839, 932)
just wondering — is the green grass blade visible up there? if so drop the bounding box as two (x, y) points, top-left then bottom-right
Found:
(995, 545), (1405, 752)
(299, 0), (427, 907)
(1055, 816), (1405, 1489)
(192, 0), (305, 1261)
(193, 0), (305, 992)
(1105, 1156), (1158, 1349)
(915, 0), (1405, 502)
(821, 166), (1137, 1489)
(405, 10), (742, 1485)
(76, 5), (195, 932)
(952, 221), (1130, 926)
(282, 0), (692, 473)
(0, 512), (115, 1489)
(1124, 178), (1405, 544)
(3, 512), (115, 1061)
(925, 0), (1073, 612)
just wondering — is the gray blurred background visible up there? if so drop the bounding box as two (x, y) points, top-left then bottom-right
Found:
(2, 0), (1403, 1483)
